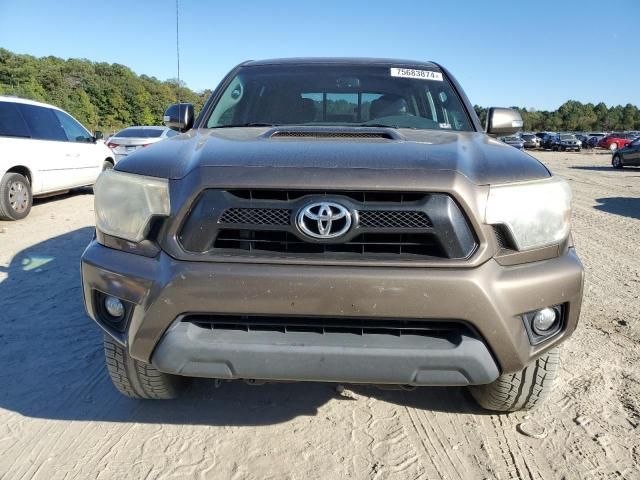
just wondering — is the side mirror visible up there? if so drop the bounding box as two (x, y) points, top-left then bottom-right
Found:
(94, 130), (104, 140)
(163, 103), (195, 132)
(486, 107), (524, 136)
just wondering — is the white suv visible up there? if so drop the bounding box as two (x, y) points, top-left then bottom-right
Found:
(0, 96), (115, 220)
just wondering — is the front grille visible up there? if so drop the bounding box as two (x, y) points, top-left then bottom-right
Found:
(183, 314), (466, 341)
(178, 189), (477, 262)
(214, 230), (444, 256)
(219, 208), (291, 226)
(358, 210), (431, 229)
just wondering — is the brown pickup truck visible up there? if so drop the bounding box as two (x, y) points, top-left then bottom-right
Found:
(81, 58), (583, 411)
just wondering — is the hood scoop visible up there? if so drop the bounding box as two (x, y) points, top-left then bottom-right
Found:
(265, 126), (402, 141)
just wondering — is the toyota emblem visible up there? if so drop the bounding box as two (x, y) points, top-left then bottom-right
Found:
(297, 202), (352, 239)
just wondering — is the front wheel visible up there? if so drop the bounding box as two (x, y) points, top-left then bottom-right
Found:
(609, 143), (618, 151)
(103, 335), (189, 399)
(469, 348), (560, 412)
(612, 155), (624, 169)
(0, 172), (32, 220)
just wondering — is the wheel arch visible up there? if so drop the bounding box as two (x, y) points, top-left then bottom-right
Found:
(5, 165), (33, 185)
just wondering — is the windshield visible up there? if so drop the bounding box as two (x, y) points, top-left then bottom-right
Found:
(204, 65), (474, 131)
(115, 128), (165, 138)
(522, 134), (535, 140)
(560, 134), (575, 140)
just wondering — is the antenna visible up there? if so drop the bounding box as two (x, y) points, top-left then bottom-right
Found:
(175, 0), (181, 118)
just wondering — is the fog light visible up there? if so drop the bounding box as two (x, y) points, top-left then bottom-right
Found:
(105, 296), (125, 319)
(532, 307), (557, 335)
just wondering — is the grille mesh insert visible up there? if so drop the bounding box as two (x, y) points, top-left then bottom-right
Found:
(359, 210), (431, 229)
(219, 208), (291, 226)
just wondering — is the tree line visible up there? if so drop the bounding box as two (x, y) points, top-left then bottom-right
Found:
(474, 101), (640, 133)
(1, 49), (638, 134)
(0, 48), (211, 134)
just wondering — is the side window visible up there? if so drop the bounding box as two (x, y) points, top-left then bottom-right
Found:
(0, 102), (30, 138)
(165, 129), (178, 137)
(17, 104), (67, 141)
(53, 110), (93, 143)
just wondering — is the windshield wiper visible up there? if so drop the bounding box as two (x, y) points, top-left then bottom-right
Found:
(357, 123), (399, 128)
(356, 123), (418, 130)
(211, 123), (282, 128)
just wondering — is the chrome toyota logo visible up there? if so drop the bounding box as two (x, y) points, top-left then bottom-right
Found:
(297, 202), (352, 239)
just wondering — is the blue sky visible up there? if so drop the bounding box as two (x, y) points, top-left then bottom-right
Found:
(1, 0), (638, 110)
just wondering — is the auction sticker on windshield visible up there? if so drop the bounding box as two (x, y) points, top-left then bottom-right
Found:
(390, 68), (443, 81)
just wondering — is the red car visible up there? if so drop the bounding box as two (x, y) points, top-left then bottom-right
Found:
(598, 133), (635, 151)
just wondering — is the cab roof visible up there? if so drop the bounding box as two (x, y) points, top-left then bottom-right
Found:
(242, 57), (439, 68)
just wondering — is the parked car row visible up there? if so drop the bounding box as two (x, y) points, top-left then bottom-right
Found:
(499, 130), (639, 152)
(0, 95), (175, 220)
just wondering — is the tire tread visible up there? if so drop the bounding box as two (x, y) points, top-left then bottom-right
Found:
(470, 348), (560, 412)
(103, 335), (186, 399)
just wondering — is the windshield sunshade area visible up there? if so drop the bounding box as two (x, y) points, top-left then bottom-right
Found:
(205, 65), (474, 132)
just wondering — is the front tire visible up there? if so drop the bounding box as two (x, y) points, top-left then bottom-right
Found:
(612, 154), (624, 169)
(609, 143), (618, 151)
(102, 160), (114, 171)
(103, 335), (188, 399)
(469, 348), (560, 412)
(0, 172), (32, 220)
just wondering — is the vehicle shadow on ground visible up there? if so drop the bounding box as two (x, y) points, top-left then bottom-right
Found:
(31, 187), (94, 207)
(0, 227), (484, 426)
(594, 197), (640, 220)
(569, 166), (640, 174)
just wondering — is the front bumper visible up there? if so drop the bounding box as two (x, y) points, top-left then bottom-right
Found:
(81, 242), (584, 384)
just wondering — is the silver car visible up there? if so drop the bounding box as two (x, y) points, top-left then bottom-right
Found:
(106, 126), (178, 161)
(520, 133), (540, 149)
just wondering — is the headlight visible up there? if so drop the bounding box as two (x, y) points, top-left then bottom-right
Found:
(94, 170), (170, 242)
(485, 176), (571, 251)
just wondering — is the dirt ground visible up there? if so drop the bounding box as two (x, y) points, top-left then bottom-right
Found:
(0, 150), (639, 480)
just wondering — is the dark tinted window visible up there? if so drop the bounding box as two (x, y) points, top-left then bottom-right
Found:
(114, 128), (165, 138)
(0, 102), (30, 138)
(53, 110), (93, 143)
(17, 104), (67, 141)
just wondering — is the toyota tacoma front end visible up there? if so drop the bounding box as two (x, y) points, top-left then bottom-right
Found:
(81, 58), (583, 411)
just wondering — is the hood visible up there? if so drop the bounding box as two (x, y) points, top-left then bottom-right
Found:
(115, 126), (550, 185)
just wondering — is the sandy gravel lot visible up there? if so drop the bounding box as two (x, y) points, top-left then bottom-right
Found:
(0, 151), (639, 480)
